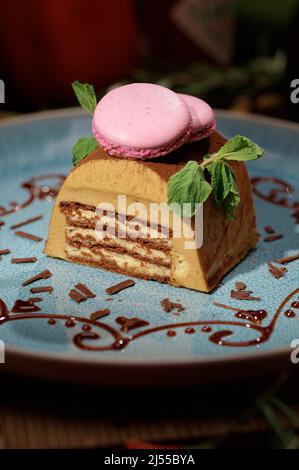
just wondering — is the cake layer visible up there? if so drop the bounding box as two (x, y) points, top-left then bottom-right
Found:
(66, 244), (170, 283)
(66, 226), (171, 268)
(60, 201), (172, 243)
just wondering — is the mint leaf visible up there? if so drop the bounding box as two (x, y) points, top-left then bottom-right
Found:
(208, 161), (240, 218)
(222, 163), (240, 219)
(167, 134), (264, 220)
(72, 81), (97, 115)
(208, 161), (229, 208)
(223, 191), (240, 220)
(216, 135), (264, 162)
(72, 136), (98, 167)
(168, 161), (212, 217)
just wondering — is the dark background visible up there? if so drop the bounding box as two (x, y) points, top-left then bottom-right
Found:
(0, 0), (298, 121)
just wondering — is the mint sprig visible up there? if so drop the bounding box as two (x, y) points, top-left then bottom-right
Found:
(71, 81), (99, 166)
(216, 135), (264, 161)
(72, 81), (97, 115)
(168, 161), (212, 218)
(168, 135), (265, 219)
(72, 136), (98, 167)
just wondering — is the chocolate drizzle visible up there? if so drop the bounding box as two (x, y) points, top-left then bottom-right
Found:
(0, 175), (65, 217)
(209, 330), (233, 346)
(202, 326), (212, 333)
(0, 287), (299, 351)
(185, 327), (196, 334)
(251, 177), (299, 226)
(167, 330), (176, 337)
(0, 299), (9, 319)
(251, 177), (296, 208)
(285, 310), (296, 318)
(235, 309), (267, 324)
(115, 316), (150, 332)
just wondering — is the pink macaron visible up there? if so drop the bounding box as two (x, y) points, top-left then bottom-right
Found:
(179, 94), (216, 142)
(92, 83), (193, 159)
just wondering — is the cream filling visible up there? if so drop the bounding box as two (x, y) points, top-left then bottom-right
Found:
(64, 208), (171, 241)
(65, 244), (170, 279)
(66, 225), (170, 265)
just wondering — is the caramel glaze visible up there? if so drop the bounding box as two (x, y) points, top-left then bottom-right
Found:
(0, 174), (65, 217)
(1, 288), (298, 351)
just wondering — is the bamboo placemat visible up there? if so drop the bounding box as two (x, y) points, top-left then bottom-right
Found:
(0, 371), (298, 449)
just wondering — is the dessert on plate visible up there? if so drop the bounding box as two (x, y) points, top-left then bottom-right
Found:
(45, 82), (264, 292)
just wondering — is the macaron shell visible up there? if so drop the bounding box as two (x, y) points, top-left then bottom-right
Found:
(92, 121), (192, 160)
(93, 83), (192, 152)
(189, 121), (216, 143)
(179, 94), (216, 141)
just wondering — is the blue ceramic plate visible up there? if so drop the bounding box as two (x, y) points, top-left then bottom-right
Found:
(0, 109), (298, 386)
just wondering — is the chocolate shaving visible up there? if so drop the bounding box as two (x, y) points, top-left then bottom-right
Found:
(75, 283), (96, 299)
(231, 290), (261, 301)
(90, 309), (110, 321)
(171, 302), (185, 312)
(22, 270), (52, 286)
(12, 299), (41, 313)
(0, 249), (11, 256)
(69, 289), (86, 303)
(30, 286), (53, 294)
(161, 298), (185, 313)
(15, 231), (43, 242)
(235, 282), (246, 291)
(161, 298), (172, 312)
(0, 221), (5, 227)
(275, 253), (299, 265)
(10, 215), (43, 230)
(264, 225), (275, 234)
(11, 257), (37, 264)
(28, 297), (43, 303)
(264, 234), (283, 242)
(106, 279), (135, 295)
(268, 263), (287, 279)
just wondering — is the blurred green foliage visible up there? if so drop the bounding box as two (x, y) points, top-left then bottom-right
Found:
(236, 0), (299, 29)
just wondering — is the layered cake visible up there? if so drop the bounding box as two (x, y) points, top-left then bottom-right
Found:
(45, 83), (262, 292)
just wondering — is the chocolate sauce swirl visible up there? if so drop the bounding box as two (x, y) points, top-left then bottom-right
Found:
(0, 287), (298, 352)
(0, 174), (65, 217)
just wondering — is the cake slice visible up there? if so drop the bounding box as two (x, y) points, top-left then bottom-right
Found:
(45, 132), (258, 292)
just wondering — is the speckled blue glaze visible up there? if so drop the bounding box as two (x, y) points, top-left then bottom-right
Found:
(0, 109), (298, 364)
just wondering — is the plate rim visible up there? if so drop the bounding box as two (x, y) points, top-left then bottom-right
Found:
(4, 341), (292, 367)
